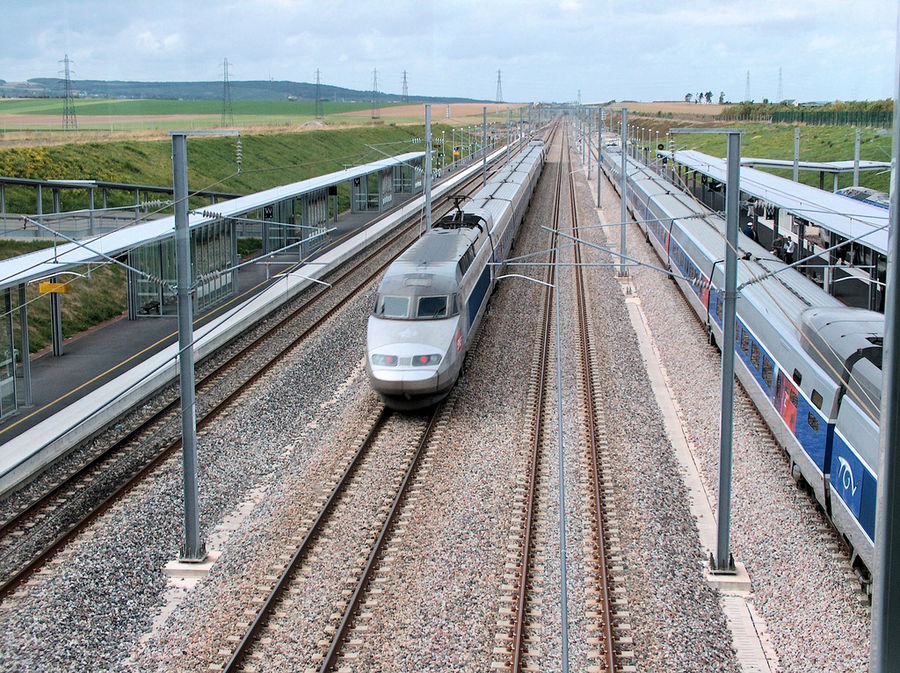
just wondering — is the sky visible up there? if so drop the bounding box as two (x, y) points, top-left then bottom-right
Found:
(0, 0), (895, 104)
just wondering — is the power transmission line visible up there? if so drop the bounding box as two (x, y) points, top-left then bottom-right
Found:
(60, 55), (77, 130)
(371, 68), (380, 119)
(222, 58), (234, 127)
(315, 68), (323, 118)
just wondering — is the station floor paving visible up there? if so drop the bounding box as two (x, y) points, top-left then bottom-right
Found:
(0, 193), (424, 444)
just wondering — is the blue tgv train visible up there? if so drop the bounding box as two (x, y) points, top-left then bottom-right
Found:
(366, 141), (544, 410)
(603, 146), (883, 579)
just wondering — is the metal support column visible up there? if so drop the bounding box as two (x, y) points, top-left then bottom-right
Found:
(18, 284), (31, 406)
(482, 107), (487, 186)
(89, 188), (95, 235)
(49, 276), (63, 357)
(715, 131), (742, 572)
(587, 115), (592, 180)
(506, 109), (510, 164)
(853, 128), (861, 187)
(793, 128), (800, 182)
(597, 108), (602, 207)
(870, 14), (900, 668)
(619, 108), (628, 277)
(172, 132), (206, 563)
(425, 105), (433, 231)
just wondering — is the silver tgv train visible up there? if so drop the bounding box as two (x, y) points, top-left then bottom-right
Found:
(603, 143), (884, 577)
(366, 141), (544, 410)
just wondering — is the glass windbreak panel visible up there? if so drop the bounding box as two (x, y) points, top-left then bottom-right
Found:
(380, 296), (409, 318)
(417, 296), (448, 318)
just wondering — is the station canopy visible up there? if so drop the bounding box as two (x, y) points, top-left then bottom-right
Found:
(672, 149), (889, 256)
(0, 151), (425, 292)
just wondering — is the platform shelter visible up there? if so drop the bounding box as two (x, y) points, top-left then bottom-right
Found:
(0, 151), (424, 420)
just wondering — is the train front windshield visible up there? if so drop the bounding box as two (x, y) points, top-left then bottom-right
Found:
(374, 294), (455, 320)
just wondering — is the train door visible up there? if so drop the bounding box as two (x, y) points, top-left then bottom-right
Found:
(775, 373), (798, 433)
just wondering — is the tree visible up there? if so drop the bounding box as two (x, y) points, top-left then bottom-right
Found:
(718, 91), (725, 104)
(705, 91), (712, 104)
(684, 93), (693, 103)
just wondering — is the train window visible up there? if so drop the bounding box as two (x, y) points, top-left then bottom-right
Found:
(750, 342), (760, 369)
(417, 296), (448, 318)
(761, 358), (774, 388)
(715, 294), (723, 321)
(792, 368), (802, 385)
(789, 389), (799, 406)
(379, 295), (409, 318)
(811, 390), (823, 409)
(741, 331), (750, 355)
(808, 413), (819, 433)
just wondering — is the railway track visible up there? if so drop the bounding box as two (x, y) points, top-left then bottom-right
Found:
(220, 403), (441, 672)
(0, 157), (516, 600)
(494, 121), (624, 672)
(567, 127), (621, 672)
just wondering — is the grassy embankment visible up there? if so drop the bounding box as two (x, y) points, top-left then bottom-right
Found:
(618, 115), (892, 193)
(0, 123), (444, 353)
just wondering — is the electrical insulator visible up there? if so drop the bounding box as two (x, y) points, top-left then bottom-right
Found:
(236, 137), (243, 174)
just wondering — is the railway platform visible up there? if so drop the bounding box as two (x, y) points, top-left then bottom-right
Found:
(0, 149), (506, 496)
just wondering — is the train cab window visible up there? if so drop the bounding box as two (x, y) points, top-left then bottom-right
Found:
(808, 413), (819, 433)
(761, 358), (774, 388)
(378, 295), (409, 318)
(457, 247), (476, 277)
(792, 368), (803, 385)
(741, 331), (750, 355)
(811, 390), (823, 409)
(750, 342), (760, 370)
(417, 295), (448, 318)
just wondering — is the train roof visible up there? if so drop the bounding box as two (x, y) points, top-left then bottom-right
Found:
(800, 306), (883, 418)
(394, 226), (481, 268)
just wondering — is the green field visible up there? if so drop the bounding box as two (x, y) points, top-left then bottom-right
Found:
(0, 98), (415, 131)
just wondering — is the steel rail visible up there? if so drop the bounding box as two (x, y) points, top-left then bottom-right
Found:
(317, 405), (441, 673)
(223, 406), (395, 672)
(568, 129), (617, 672)
(510, 120), (564, 671)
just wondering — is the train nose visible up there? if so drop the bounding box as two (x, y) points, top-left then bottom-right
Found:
(367, 342), (447, 395)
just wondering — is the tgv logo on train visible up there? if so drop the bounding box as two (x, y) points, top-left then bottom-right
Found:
(837, 456), (858, 496)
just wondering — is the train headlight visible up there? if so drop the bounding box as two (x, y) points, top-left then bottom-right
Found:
(411, 354), (442, 366)
(372, 354), (399, 366)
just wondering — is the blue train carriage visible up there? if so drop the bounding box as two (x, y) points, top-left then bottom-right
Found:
(615, 152), (883, 574)
(726, 265), (843, 509)
(800, 306), (883, 571)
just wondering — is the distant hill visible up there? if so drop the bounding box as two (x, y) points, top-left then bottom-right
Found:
(0, 78), (480, 104)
